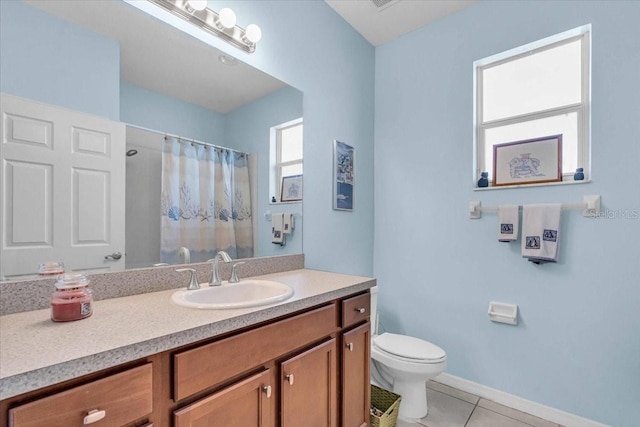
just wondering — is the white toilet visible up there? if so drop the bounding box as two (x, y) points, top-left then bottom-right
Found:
(370, 286), (447, 421)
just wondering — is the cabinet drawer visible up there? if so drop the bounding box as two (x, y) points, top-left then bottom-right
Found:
(174, 303), (338, 401)
(342, 293), (370, 328)
(9, 364), (152, 427)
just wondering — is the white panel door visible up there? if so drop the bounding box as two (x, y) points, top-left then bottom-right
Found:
(0, 94), (125, 279)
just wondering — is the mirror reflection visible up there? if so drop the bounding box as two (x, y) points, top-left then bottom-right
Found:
(1, 0), (303, 279)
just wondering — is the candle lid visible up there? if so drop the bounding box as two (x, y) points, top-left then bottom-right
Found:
(55, 273), (89, 290)
(38, 261), (65, 275)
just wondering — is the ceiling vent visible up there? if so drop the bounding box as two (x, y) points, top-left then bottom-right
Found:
(370, 0), (399, 11)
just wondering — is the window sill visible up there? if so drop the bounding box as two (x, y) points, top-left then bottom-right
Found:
(269, 200), (302, 205)
(473, 179), (591, 191)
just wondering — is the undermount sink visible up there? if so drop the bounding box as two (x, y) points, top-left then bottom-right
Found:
(171, 279), (294, 309)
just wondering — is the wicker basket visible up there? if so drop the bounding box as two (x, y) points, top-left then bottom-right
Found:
(370, 385), (401, 427)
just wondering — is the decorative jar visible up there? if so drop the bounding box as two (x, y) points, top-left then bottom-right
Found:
(477, 172), (489, 188)
(574, 167), (584, 181)
(51, 273), (93, 322)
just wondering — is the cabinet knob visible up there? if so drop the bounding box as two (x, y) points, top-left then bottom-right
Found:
(83, 409), (106, 425)
(262, 385), (272, 398)
(285, 373), (294, 385)
(355, 307), (366, 314)
(346, 342), (354, 351)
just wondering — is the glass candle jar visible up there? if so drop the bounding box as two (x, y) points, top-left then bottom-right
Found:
(51, 273), (93, 322)
(38, 261), (65, 276)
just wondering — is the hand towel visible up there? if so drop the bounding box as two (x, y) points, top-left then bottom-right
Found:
(272, 213), (285, 246)
(521, 204), (561, 264)
(283, 214), (294, 235)
(498, 205), (519, 242)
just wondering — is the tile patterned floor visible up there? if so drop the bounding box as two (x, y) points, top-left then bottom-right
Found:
(393, 380), (563, 427)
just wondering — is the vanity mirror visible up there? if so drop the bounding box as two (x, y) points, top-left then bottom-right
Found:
(1, 0), (303, 280)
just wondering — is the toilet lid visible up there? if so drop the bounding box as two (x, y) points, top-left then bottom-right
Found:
(373, 332), (446, 361)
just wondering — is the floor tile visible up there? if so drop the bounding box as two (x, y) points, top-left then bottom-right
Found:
(418, 388), (476, 427)
(477, 399), (560, 427)
(396, 418), (421, 427)
(427, 380), (480, 405)
(466, 406), (534, 427)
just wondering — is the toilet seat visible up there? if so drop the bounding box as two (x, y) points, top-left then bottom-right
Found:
(373, 333), (446, 364)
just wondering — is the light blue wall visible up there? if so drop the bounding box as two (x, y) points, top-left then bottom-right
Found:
(225, 86), (303, 257)
(374, 1), (640, 426)
(154, 0), (376, 275)
(0, 0), (120, 120)
(120, 82), (226, 144)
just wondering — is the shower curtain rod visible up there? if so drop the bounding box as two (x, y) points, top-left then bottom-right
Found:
(126, 123), (249, 156)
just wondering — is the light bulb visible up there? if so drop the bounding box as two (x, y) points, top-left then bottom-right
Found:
(217, 8), (236, 29)
(185, 0), (207, 12)
(244, 24), (262, 44)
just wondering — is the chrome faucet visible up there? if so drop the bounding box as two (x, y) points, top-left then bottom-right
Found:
(207, 251), (232, 286)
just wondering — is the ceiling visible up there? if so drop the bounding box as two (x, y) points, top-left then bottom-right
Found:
(325, 0), (476, 46)
(24, 0), (477, 114)
(25, 0), (286, 114)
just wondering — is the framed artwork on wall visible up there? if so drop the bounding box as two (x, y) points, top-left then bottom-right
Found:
(281, 174), (303, 202)
(333, 140), (354, 211)
(493, 134), (563, 186)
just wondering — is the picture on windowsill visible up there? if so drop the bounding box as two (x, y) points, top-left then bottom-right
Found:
(333, 140), (354, 211)
(493, 134), (563, 186)
(281, 174), (303, 202)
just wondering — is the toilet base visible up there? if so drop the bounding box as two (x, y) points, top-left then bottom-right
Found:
(393, 380), (429, 420)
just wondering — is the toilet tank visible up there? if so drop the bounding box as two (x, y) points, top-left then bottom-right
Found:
(370, 285), (379, 335)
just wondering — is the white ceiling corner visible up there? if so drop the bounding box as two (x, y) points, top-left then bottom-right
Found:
(325, 0), (477, 46)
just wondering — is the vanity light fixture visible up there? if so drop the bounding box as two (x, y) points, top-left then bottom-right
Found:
(147, 0), (262, 53)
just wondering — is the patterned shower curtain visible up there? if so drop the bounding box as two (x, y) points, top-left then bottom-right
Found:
(160, 137), (254, 264)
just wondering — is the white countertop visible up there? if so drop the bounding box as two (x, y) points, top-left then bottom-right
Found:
(0, 269), (375, 400)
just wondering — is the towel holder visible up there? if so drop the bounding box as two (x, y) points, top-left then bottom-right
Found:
(469, 195), (601, 219)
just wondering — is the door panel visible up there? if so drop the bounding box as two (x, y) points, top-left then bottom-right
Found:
(174, 370), (274, 427)
(0, 94), (125, 279)
(342, 322), (371, 427)
(281, 338), (337, 427)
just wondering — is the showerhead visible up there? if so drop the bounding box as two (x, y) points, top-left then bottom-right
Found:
(126, 149), (138, 157)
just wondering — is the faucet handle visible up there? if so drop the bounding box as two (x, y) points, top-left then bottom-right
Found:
(176, 268), (200, 290)
(229, 262), (246, 283)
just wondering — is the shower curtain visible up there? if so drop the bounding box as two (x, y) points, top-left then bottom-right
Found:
(160, 137), (254, 264)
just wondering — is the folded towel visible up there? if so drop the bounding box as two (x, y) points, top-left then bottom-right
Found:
(521, 204), (561, 264)
(283, 214), (294, 235)
(272, 213), (285, 246)
(498, 205), (519, 242)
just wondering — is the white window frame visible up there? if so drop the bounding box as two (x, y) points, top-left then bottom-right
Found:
(270, 118), (303, 203)
(473, 24), (591, 188)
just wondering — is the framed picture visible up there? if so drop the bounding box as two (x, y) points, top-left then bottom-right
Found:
(280, 174), (303, 202)
(493, 134), (563, 186)
(333, 140), (354, 211)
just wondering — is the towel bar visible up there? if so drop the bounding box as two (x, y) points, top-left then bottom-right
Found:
(469, 195), (600, 219)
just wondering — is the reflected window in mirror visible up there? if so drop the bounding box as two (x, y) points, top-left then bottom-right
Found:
(271, 119), (303, 203)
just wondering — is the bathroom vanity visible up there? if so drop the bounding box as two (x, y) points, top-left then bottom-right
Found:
(0, 268), (374, 427)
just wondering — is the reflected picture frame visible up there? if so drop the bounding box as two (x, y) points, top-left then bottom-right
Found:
(281, 174), (303, 202)
(333, 140), (354, 211)
(493, 134), (563, 186)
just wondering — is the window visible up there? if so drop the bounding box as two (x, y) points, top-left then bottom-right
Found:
(474, 25), (591, 187)
(270, 119), (303, 202)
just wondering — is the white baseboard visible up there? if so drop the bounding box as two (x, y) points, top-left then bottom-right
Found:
(434, 373), (610, 427)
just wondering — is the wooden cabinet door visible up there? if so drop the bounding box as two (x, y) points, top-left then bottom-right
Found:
(174, 370), (274, 427)
(281, 339), (337, 427)
(342, 322), (371, 427)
